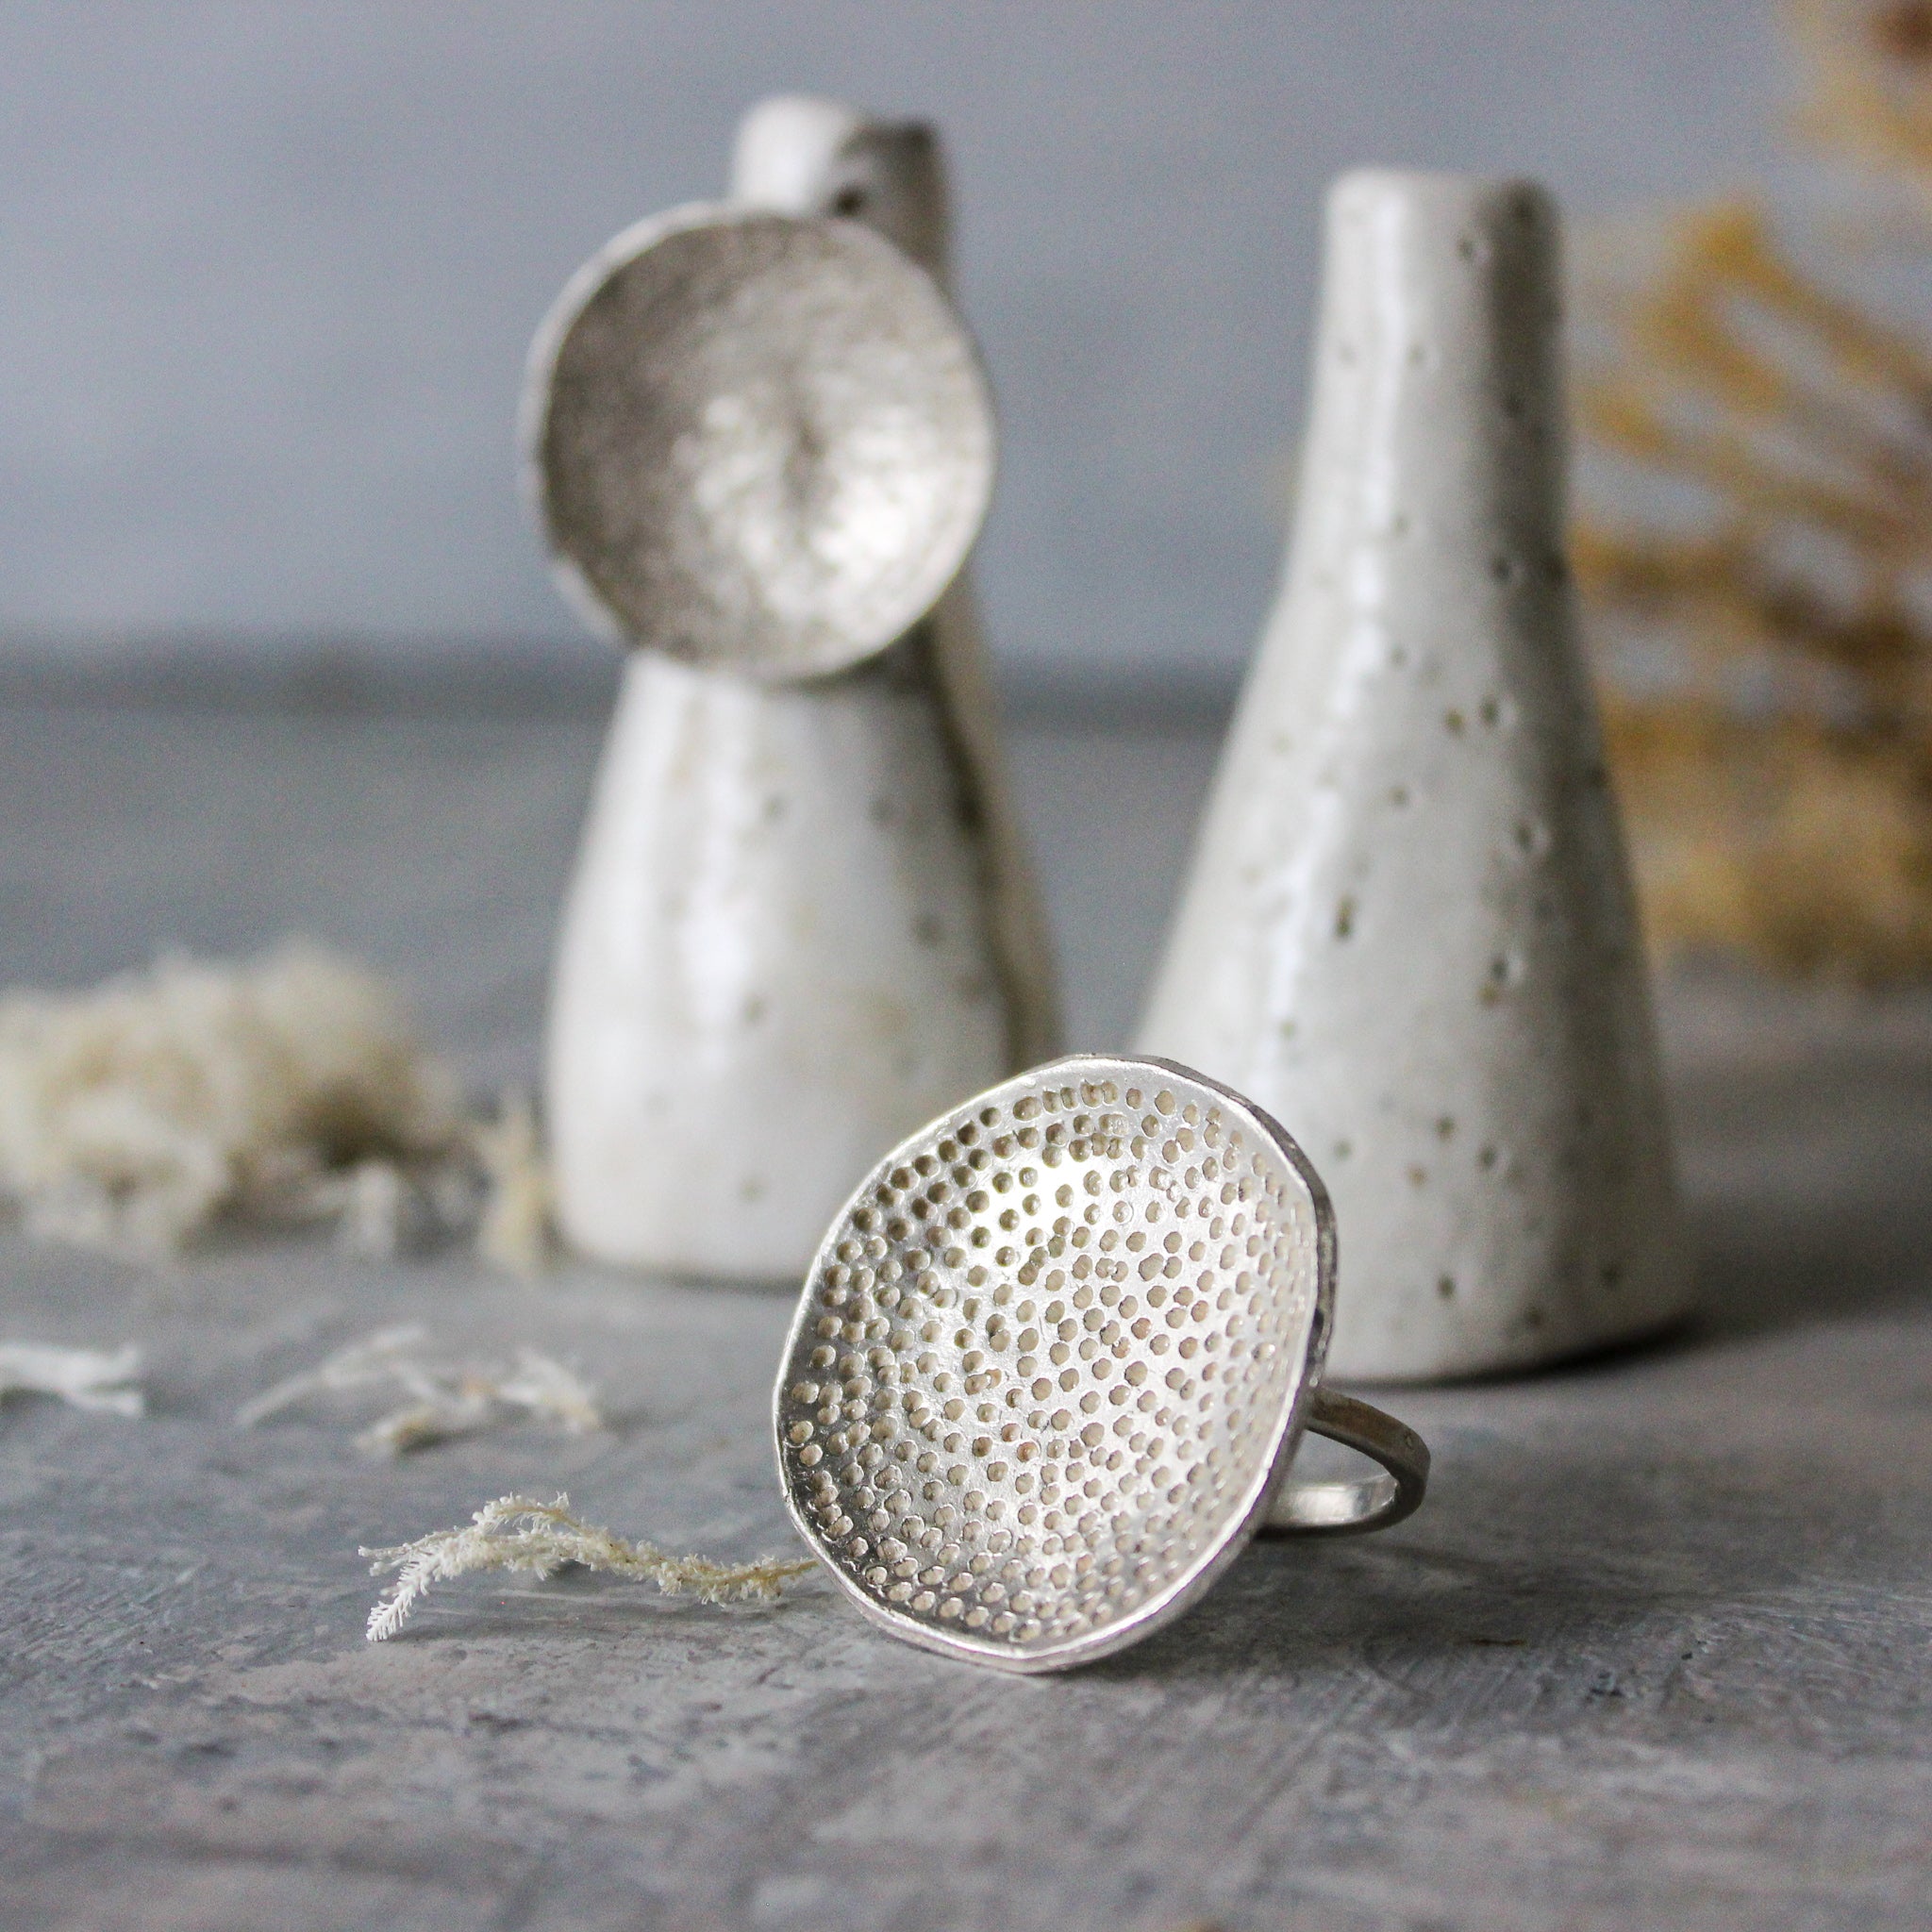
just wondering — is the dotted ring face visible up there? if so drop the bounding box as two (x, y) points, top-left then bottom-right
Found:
(774, 1056), (1335, 1672)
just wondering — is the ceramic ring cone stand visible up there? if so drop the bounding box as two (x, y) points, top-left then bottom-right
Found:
(1137, 172), (1690, 1380)
(733, 98), (1060, 1083)
(540, 99), (1060, 1280)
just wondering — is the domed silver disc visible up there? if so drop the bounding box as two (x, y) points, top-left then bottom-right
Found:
(774, 1055), (1337, 1673)
(525, 203), (995, 682)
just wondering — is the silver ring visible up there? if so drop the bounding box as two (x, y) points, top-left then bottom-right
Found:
(774, 1054), (1430, 1673)
(1263, 1387), (1431, 1537)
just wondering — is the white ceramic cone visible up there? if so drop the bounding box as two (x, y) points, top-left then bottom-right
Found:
(1138, 170), (1689, 1381)
(544, 98), (1058, 1280)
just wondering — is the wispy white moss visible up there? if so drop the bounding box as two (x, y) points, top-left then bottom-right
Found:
(237, 1324), (601, 1455)
(471, 1089), (555, 1278)
(0, 1341), (143, 1416)
(0, 943), (557, 1273)
(361, 1493), (815, 1641)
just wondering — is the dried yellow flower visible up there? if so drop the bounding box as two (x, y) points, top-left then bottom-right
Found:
(1574, 4), (1932, 976)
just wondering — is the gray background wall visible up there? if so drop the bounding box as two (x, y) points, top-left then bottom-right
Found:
(0, 1), (1786, 686)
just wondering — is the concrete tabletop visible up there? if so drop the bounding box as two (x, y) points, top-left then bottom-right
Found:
(0, 688), (1927, 1931)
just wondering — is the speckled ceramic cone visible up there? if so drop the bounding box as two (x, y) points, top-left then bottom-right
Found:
(1138, 170), (1689, 1380)
(543, 98), (1059, 1281)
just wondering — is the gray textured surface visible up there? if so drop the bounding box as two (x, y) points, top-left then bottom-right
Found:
(2, 696), (1929, 1931)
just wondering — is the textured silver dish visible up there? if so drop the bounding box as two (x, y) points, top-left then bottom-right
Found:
(524, 203), (995, 682)
(774, 1055), (1362, 1673)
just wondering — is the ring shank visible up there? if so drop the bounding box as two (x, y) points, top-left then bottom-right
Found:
(1261, 1388), (1430, 1537)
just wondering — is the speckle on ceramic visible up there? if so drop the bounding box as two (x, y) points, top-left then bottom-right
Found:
(1138, 171), (1689, 1381)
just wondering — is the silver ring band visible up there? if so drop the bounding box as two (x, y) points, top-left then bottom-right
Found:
(1261, 1388), (1431, 1538)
